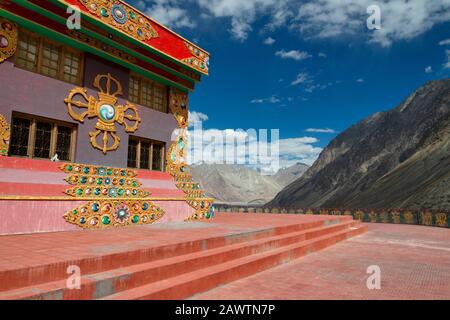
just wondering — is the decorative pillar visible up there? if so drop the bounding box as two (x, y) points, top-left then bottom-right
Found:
(167, 88), (215, 221)
(0, 113), (10, 156)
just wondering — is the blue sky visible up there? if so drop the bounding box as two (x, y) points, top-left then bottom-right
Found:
(129, 0), (450, 167)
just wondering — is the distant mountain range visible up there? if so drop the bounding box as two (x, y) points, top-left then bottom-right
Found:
(190, 163), (309, 205)
(269, 79), (450, 209)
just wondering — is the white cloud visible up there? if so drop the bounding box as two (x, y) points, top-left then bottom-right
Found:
(356, 78), (364, 83)
(276, 49), (312, 61)
(305, 128), (336, 133)
(444, 50), (450, 69)
(196, 0), (290, 41)
(439, 38), (450, 46)
(263, 37), (276, 45)
(230, 19), (252, 41)
(186, 111), (322, 169)
(138, 1), (450, 45)
(291, 72), (310, 86)
(318, 52), (327, 58)
(250, 95), (281, 104)
(292, 0), (450, 47)
(144, 1), (196, 29)
(188, 111), (209, 128)
(424, 66), (433, 73)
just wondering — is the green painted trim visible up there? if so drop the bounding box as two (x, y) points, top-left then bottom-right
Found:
(11, 0), (198, 86)
(47, 0), (204, 78)
(0, 8), (190, 93)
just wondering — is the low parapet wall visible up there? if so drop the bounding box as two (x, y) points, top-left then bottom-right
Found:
(215, 206), (450, 228)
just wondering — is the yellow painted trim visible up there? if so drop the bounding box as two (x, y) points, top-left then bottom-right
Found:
(0, 196), (215, 201)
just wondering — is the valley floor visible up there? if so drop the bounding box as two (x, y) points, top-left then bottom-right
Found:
(192, 223), (450, 300)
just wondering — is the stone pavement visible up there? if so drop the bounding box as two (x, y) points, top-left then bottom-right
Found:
(191, 223), (450, 300)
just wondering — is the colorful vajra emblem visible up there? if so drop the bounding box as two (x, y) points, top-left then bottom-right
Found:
(0, 18), (17, 63)
(65, 73), (141, 154)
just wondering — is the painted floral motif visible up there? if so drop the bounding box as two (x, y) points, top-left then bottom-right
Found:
(79, 0), (158, 42)
(62, 162), (164, 229)
(182, 42), (210, 74)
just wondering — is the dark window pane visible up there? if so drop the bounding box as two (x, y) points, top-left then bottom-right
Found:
(56, 126), (72, 161)
(9, 117), (30, 156)
(140, 141), (150, 170)
(128, 139), (138, 168)
(152, 144), (163, 171)
(33, 122), (52, 158)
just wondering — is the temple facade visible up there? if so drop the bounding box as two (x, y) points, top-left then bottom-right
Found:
(0, 0), (213, 235)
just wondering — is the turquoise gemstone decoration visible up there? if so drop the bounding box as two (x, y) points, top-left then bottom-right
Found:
(104, 178), (111, 185)
(132, 215), (139, 223)
(100, 8), (109, 17)
(80, 217), (86, 224)
(132, 189), (137, 196)
(99, 104), (115, 122)
(119, 179), (125, 185)
(102, 216), (110, 225)
(129, 11), (136, 20)
(142, 203), (149, 211)
(83, 167), (90, 174)
(67, 165), (73, 172)
(108, 187), (118, 198)
(111, 4), (128, 24)
(170, 152), (176, 162)
(80, 177), (87, 184)
(92, 203), (99, 212)
(94, 188), (100, 196)
(121, 170), (126, 176)
(178, 138), (185, 149)
(97, 167), (106, 176)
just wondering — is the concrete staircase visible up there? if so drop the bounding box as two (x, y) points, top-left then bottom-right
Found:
(0, 215), (367, 300)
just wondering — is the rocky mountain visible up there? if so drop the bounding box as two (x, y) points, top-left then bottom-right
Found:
(269, 79), (450, 209)
(190, 163), (308, 205)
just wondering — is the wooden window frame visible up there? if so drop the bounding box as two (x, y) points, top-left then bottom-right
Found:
(128, 73), (169, 113)
(9, 112), (77, 162)
(15, 29), (84, 86)
(128, 136), (165, 172)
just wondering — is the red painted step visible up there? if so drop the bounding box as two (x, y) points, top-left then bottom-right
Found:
(102, 225), (367, 300)
(0, 219), (366, 300)
(0, 215), (351, 292)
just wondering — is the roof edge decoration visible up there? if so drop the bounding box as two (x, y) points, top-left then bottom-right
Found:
(60, 0), (209, 75)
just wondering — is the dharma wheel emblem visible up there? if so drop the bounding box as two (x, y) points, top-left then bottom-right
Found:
(65, 73), (141, 154)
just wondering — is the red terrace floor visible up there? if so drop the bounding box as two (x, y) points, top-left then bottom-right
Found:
(191, 223), (450, 300)
(0, 214), (347, 276)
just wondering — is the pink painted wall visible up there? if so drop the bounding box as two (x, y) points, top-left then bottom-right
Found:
(0, 158), (194, 235)
(0, 54), (178, 168)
